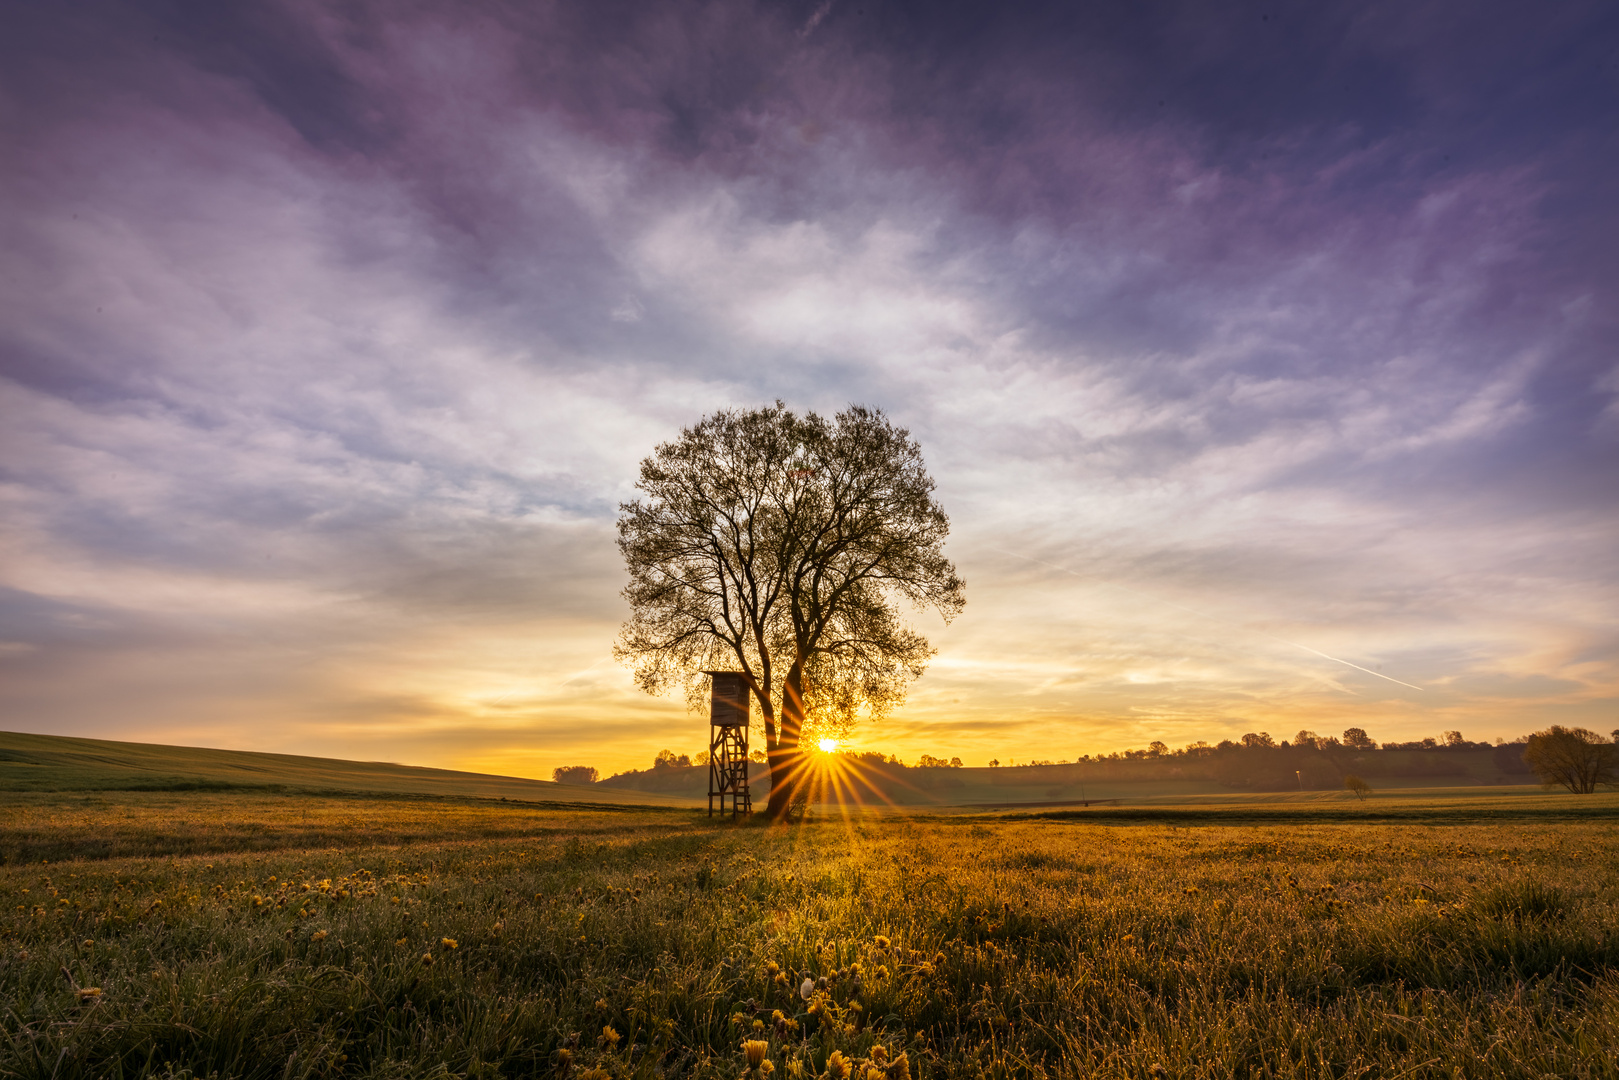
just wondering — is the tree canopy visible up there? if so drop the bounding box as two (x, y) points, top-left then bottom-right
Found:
(1522, 726), (1617, 794)
(613, 402), (964, 819)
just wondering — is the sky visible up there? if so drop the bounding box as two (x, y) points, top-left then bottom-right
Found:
(2, 0), (1617, 779)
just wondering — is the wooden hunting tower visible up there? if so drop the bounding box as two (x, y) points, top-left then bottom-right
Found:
(704, 671), (752, 818)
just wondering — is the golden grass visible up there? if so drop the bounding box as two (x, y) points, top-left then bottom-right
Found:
(2, 793), (1617, 1079)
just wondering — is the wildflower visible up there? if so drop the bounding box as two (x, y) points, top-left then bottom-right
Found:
(600, 1025), (620, 1048)
(761, 1062), (776, 1077)
(556, 1048), (574, 1070)
(773, 971), (789, 988)
(493, 922), (504, 932)
(422, 953), (435, 965)
(873, 935), (891, 950)
(826, 1050), (852, 1080)
(870, 1047), (888, 1065)
(800, 977), (815, 1001)
(81, 939), (93, 948)
(579, 1070), (611, 1080)
(766, 961), (781, 976)
(595, 998), (609, 1011)
(395, 937), (408, 946)
(311, 930), (329, 942)
(76, 987), (102, 1000)
(441, 937), (458, 949)
(787, 1058), (806, 1080)
(887, 1053), (910, 1080)
(742, 1039), (770, 1069)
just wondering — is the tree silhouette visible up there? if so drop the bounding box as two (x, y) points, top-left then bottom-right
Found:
(614, 402), (965, 820)
(1522, 726), (1616, 794)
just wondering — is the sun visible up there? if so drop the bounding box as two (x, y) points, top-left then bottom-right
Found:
(817, 738), (839, 753)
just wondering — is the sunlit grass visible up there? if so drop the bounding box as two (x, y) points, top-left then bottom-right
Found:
(2, 793), (1617, 1078)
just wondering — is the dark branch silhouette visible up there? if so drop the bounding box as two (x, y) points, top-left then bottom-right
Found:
(614, 402), (964, 820)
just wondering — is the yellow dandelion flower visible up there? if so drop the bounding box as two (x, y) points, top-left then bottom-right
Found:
(76, 987), (102, 1000)
(873, 935), (891, 949)
(311, 930), (329, 942)
(742, 1039), (770, 1069)
(787, 1058), (806, 1080)
(579, 1069), (611, 1080)
(422, 953), (435, 965)
(600, 1025), (620, 1048)
(395, 937), (408, 946)
(865, 1067), (885, 1080)
(441, 937), (458, 949)
(766, 961), (780, 976)
(595, 998), (609, 1010)
(826, 1050), (852, 1080)
(888, 1053), (911, 1080)
(870, 1047), (888, 1065)
(761, 1061), (776, 1077)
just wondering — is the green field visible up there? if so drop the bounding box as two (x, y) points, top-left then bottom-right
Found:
(3, 734), (1618, 1078)
(0, 731), (697, 808)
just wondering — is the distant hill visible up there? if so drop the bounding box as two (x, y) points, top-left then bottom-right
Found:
(0, 730), (699, 807)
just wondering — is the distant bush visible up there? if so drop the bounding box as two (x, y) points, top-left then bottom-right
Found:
(552, 765), (599, 785)
(1523, 727), (1617, 794)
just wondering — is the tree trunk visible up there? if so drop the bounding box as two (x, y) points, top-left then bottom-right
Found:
(764, 665), (807, 821)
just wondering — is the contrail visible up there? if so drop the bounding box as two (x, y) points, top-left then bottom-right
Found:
(993, 549), (1426, 692)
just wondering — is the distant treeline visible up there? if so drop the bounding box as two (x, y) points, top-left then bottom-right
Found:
(565, 727), (1552, 794)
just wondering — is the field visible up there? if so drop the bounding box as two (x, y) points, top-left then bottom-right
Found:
(0, 731), (696, 808)
(4, 783), (1619, 1079)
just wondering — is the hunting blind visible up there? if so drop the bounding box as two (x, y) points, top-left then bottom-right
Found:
(704, 671), (752, 817)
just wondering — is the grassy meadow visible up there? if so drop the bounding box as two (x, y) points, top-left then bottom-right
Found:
(0, 731), (695, 808)
(3, 782), (1618, 1079)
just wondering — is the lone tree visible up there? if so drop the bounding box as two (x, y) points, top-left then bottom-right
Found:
(614, 402), (965, 820)
(1522, 726), (1617, 794)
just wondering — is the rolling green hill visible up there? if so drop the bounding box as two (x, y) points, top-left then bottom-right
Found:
(0, 730), (699, 807)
